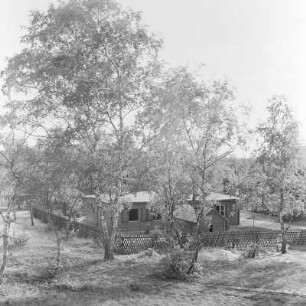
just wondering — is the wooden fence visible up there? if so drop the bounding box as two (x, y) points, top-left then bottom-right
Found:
(32, 207), (102, 239)
(32, 207), (306, 254)
(32, 207), (170, 254)
(198, 230), (306, 251)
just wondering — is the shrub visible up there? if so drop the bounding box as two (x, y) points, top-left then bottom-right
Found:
(129, 281), (140, 291)
(244, 243), (263, 258)
(10, 232), (29, 250)
(145, 248), (154, 256)
(53, 274), (76, 290)
(161, 246), (194, 281)
(40, 261), (61, 281)
(150, 229), (164, 238)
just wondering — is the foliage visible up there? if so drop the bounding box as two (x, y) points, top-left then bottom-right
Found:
(143, 67), (244, 271)
(149, 229), (164, 238)
(161, 246), (202, 281)
(53, 273), (77, 291)
(255, 96), (306, 253)
(0, 111), (36, 283)
(243, 243), (263, 258)
(10, 232), (29, 249)
(146, 138), (191, 231)
(2, 0), (164, 261)
(39, 260), (62, 282)
(129, 281), (140, 291)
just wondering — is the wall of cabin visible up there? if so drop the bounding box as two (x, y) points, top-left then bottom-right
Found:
(118, 202), (164, 233)
(214, 200), (239, 226)
(206, 210), (228, 231)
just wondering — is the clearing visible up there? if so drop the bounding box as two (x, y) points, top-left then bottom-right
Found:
(235, 210), (306, 231)
(1, 211), (306, 305)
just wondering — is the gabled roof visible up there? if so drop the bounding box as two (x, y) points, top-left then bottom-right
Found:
(123, 191), (155, 203)
(206, 192), (239, 201)
(187, 192), (239, 202)
(174, 204), (228, 223)
(83, 191), (155, 203)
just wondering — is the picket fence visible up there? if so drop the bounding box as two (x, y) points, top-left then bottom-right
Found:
(32, 207), (306, 254)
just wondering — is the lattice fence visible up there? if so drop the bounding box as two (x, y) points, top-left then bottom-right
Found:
(32, 207), (306, 254)
(114, 231), (306, 254)
(113, 234), (171, 254)
(198, 230), (306, 251)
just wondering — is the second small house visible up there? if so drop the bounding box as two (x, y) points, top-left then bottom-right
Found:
(174, 192), (240, 233)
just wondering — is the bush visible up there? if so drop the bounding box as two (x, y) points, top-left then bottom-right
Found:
(53, 274), (76, 290)
(10, 232), (29, 250)
(40, 261), (61, 281)
(244, 243), (263, 258)
(129, 281), (140, 291)
(161, 246), (195, 281)
(145, 248), (154, 256)
(150, 229), (164, 238)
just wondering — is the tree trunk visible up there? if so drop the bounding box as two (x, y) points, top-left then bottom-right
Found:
(188, 202), (203, 274)
(99, 209), (114, 261)
(29, 203), (34, 226)
(12, 207), (16, 221)
(280, 189), (287, 254)
(56, 232), (62, 268)
(188, 246), (199, 274)
(0, 220), (10, 284)
(188, 174), (206, 274)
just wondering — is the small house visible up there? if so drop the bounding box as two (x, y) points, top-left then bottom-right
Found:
(174, 192), (240, 233)
(83, 191), (163, 234)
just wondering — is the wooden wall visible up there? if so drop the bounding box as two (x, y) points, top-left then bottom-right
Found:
(83, 198), (164, 234)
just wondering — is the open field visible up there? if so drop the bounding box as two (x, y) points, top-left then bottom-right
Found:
(1, 211), (306, 305)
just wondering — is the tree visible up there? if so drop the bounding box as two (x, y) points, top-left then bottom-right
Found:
(256, 96), (306, 253)
(219, 157), (271, 213)
(0, 110), (35, 283)
(52, 179), (84, 268)
(2, 0), (162, 260)
(147, 137), (191, 233)
(143, 67), (244, 272)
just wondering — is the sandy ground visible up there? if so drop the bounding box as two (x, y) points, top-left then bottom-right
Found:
(1, 211), (306, 305)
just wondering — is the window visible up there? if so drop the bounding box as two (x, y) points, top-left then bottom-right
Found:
(216, 205), (225, 216)
(209, 224), (214, 232)
(129, 209), (139, 221)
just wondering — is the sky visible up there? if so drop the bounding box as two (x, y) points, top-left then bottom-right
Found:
(1, 0), (306, 145)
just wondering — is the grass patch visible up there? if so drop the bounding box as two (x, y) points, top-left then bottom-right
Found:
(0, 211), (306, 305)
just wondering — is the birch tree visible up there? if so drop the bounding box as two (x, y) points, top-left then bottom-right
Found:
(147, 137), (191, 233)
(256, 96), (306, 253)
(143, 67), (244, 272)
(2, 0), (162, 260)
(0, 112), (34, 282)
